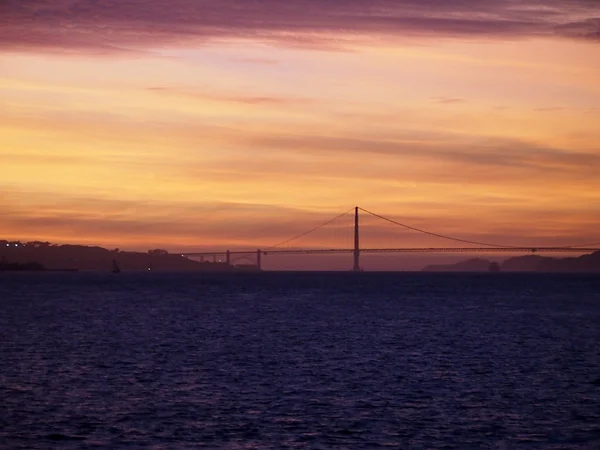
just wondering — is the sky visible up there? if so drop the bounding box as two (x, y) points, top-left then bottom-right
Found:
(1, 0), (600, 268)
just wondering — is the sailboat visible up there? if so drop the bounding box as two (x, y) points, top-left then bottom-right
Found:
(112, 259), (121, 274)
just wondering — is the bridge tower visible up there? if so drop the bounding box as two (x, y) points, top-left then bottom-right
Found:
(257, 249), (262, 271)
(353, 206), (361, 271)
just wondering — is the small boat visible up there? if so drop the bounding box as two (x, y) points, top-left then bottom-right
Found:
(112, 259), (121, 274)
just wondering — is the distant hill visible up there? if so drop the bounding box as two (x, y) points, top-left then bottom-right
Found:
(538, 252), (600, 272)
(501, 255), (546, 272)
(423, 251), (600, 273)
(0, 241), (253, 272)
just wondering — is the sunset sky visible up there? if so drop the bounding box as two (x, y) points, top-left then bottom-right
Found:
(1, 0), (600, 266)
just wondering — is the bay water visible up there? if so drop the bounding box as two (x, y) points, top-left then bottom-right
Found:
(1, 272), (600, 448)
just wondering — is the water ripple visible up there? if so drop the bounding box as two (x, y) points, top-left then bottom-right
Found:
(1, 272), (600, 448)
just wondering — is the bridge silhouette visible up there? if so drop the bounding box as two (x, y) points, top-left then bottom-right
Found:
(178, 207), (600, 271)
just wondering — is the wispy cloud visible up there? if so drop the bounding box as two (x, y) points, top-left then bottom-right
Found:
(432, 97), (466, 104)
(535, 106), (566, 111)
(230, 57), (280, 65)
(240, 132), (600, 181)
(146, 86), (310, 106)
(1, 1), (599, 53)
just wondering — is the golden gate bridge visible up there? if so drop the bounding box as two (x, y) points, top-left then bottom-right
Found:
(177, 207), (600, 271)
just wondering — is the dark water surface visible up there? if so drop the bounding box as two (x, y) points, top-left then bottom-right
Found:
(1, 272), (600, 449)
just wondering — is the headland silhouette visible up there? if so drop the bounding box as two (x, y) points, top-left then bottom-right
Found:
(423, 252), (600, 273)
(0, 240), (257, 272)
(2, 240), (600, 272)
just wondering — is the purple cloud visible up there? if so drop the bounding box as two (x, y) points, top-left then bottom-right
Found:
(0, 0), (598, 53)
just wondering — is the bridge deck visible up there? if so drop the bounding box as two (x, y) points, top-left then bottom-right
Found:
(179, 247), (600, 257)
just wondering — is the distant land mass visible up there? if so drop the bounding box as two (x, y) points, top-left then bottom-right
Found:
(3, 240), (600, 273)
(423, 252), (600, 273)
(0, 240), (255, 272)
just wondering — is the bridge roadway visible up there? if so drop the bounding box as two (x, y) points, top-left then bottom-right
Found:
(180, 247), (600, 257)
(176, 208), (599, 270)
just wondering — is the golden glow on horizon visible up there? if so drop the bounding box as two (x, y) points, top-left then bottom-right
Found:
(1, 37), (599, 252)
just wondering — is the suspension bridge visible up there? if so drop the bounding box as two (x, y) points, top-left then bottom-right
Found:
(177, 207), (600, 271)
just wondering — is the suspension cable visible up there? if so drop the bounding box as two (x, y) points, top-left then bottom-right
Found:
(561, 242), (600, 248)
(359, 207), (522, 248)
(360, 207), (600, 249)
(265, 208), (354, 250)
